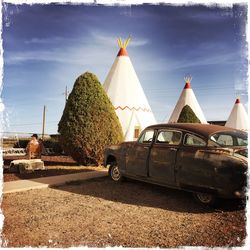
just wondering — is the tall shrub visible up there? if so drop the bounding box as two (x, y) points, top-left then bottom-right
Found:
(177, 105), (201, 123)
(58, 72), (123, 165)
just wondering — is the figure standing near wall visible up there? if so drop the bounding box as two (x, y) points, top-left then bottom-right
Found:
(26, 134), (42, 159)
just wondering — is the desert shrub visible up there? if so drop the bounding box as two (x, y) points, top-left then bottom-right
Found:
(177, 105), (201, 123)
(58, 72), (123, 165)
(14, 138), (63, 154)
(42, 138), (63, 154)
(14, 139), (29, 148)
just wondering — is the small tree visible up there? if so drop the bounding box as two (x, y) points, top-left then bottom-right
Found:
(58, 72), (124, 165)
(177, 105), (201, 123)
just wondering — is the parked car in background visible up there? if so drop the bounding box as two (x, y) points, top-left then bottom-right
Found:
(104, 123), (247, 206)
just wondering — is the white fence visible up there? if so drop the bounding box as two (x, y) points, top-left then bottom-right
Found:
(3, 148), (26, 156)
(3, 148), (55, 157)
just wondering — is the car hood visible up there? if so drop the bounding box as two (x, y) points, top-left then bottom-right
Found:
(223, 147), (248, 163)
(204, 147), (248, 165)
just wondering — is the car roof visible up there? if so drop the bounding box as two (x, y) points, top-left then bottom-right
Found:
(145, 123), (242, 138)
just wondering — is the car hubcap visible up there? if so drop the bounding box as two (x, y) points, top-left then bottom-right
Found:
(196, 193), (213, 204)
(111, 166), (120, 181)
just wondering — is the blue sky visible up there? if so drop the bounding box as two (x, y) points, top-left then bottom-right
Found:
(2, 3), (248, 135)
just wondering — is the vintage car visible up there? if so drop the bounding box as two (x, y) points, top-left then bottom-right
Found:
(104, 123), (248, 206)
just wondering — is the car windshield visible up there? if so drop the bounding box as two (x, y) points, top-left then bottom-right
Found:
(210, 131), (248, 147)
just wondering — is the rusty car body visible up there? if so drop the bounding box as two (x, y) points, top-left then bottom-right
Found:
(104, 123), (247, 205)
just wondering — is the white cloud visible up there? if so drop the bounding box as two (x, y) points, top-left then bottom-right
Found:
(23, 32), (149, 48)
(24, 36), (76, 44)
(175, 52), (237, 69)
(134, 50), (238, 73)
(91, 31), (149, 47)
(5, 44), (113, 66)
(0, 102), (5, 112)
(91, 32), (117, 46)
(5, 31), (150, 67)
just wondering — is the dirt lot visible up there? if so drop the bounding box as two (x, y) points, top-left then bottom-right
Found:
(3, 166), (103, 182)
(3, 155), (103, 182)
(3, 155), (77, 166)
(2, 177), (246, 248)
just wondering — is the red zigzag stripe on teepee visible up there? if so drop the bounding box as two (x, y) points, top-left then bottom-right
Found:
(115, 106), (152, 112)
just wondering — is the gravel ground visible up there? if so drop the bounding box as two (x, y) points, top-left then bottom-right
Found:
(2, 177), (246, 248)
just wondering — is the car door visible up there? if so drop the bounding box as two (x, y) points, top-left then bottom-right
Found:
(126, 129), (155, 177)
(176, 133), (215, 191)
(148, 129), (182, 185)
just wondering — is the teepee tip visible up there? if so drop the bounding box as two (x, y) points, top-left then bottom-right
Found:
(235, 97), (241, 104)
(117, 48), (128, 56)
(184, 75), (192, 83)
(184, 75), (192, 89)
(184, 82), (191, 89)
(117, 36), (131, 57)
(117, 36), (131, 49)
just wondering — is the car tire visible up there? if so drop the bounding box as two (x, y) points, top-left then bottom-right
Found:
(108, 163), (124, 182)
(193, 192), (218, 207)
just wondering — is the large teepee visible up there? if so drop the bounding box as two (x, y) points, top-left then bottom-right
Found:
(103, 37), (156, 141)
(168, 76), (207, 124)
(225, 97), (249, 131)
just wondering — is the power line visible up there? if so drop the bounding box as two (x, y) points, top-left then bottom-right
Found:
(62, 85), (70, 104)
(1, 131), (51, 135)
(42, 105), (46, 139)
(4, 91), (239, 109)
(7, 121), (58, 126)
(3, 85), (244, 106)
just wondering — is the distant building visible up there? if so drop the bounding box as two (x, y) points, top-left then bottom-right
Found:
(167, 76), (207, 124)
(208, 121), (226, 126)
(225, 97), (249, 131)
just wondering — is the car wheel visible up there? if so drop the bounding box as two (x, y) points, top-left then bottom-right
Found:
(108, 164), (124, 182)
(193, 192), (217, 207)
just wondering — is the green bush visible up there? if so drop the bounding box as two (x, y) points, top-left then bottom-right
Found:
(58, 72), (124, 165)
(177, 105), (201, 123)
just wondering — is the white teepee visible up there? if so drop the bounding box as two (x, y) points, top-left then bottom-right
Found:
(168, 76), (207, 123)
(225, 98), (249, 131)
(103, 37), (156, 141)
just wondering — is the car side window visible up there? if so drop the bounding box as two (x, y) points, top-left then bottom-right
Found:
(216, 134), (233, 146)
(184, 134), (206, 146)
(237, 137), (247, 146)
(210, 131), (247, 147)
(138, 130), (154, 144)
(156, 130), (182, 145)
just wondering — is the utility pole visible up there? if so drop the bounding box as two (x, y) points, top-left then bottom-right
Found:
(63, 86), (69, 104)
(42, 105), (46, 140)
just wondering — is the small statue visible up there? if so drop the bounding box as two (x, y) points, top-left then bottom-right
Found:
(26, 134), (42, 160)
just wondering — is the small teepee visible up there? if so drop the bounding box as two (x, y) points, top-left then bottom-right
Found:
(168, 76), (207, 124)
(225, 97), (249, 131)
(103, 37), (156, 141)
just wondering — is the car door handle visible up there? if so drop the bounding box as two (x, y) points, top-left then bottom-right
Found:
(170, 148), (177, 151)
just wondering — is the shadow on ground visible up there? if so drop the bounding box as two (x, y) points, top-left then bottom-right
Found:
(52, 176), (245, 214)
